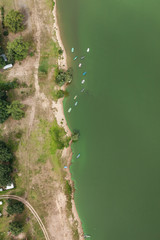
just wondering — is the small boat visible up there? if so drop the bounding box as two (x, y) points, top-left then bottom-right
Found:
(81, 79), (85, 84)
(79, 63), (82, 67)
(71, 48), (74, 53)
(74, 95), (77, 100)
(68, 108), (72, 113)
(73, 56), (78, 60)
(81, 88), (85, 92)
(81, 56), (85, 60)
(64, 166), (68, 169)
(84, 235), (91, 238)
(76, 154), (80, 159)
(87, 48), (90, 52)
(75, 101), (78, 106)
(83, 72), (87, 76)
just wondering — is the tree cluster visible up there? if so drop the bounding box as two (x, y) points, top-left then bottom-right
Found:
(0, 80), (25, 123)
(55, 68), (73, 86)
(0, 141), (13, 186)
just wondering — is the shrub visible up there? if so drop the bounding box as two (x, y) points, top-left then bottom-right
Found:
(9, 221), (23, 236)
(7, 37), (29, 62)
(4, 10), (24, 33)
(7, 100), (25, 120)
(58, 48), (63, 55)
(3, 30), (8, 36)
(7, 199), (24, 215)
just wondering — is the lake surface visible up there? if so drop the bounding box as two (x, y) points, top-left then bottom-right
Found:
(57, 0), (160, 239)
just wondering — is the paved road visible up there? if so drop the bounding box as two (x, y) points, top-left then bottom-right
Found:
(0, 195), (50, 240)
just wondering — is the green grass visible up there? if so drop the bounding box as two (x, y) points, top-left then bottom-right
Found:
(45, 0), (55, 11)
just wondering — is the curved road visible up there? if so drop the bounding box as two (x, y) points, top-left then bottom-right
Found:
(0, 195), (50, 240)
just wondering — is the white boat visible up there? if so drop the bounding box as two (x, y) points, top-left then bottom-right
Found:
(84, 235), (91, 238)
(68, 108), (72, 113)
(81, 88), (85, 92)
(71, 48), (74, 53)
(79, 63), (82, 67)
(87, 48), (90, 52)
(74, 95), (77, 100)
(81, 79), (85, 84)
(74, 56), (78, 60)
(75, 101), (78, 106)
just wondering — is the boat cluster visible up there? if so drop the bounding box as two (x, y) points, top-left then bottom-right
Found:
(67, 47), (90, 114)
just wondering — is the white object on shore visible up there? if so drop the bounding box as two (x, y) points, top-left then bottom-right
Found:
(0, 201), (3, 205)
(81, 79), (85, 84)
(75, 101), (78, 106)
(71, 48), (74, 53)
(87, 48), (90, 52)
(3, 64), (13, 70)
(5, 183), (14, 190)
(74, 95), (77, 100)
(68, 108), (72, 113)
(79, 63), (82, 68)
(0, 188), (3, 192)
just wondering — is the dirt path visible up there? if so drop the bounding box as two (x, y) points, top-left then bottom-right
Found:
(0, 195), (50, 240)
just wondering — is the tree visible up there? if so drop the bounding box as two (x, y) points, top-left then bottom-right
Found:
(0, 164), (12, 186)
(9, 221), (23, 236)
(7, 101), (25, 120)
(0, 99), (10, 123)
(0, 56), (6, 69)
(55, 68), (73, 86)
(4, 10), (24, 33)
(7, 199), (24, 215)
(0, 79), (18, 91)
(0, 141), (13, 163)
(7, 37), (29, 62)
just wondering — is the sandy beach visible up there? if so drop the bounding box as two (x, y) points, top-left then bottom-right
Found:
(52, 1), (84, 239)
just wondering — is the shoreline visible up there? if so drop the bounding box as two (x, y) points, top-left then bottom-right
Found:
(52, 1), (84, 239)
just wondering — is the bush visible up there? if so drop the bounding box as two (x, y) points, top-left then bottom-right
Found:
(7, 199), (24, 215)
(0, 141), (13, 163)
(7, 100), (25, 120)
(58, 48), (63, 55)
(56, 90), (64, 99)
(4, 10), (24, 33)
(7, 37), (29, 62)
(9, 221), (23, 236)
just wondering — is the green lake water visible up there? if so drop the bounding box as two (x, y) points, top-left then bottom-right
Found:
(57, 0), (160, 239)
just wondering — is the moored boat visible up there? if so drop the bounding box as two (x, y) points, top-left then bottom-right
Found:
(71, 48), (74, 53)
(73, 56), (78, 60)
(74, 95), (77, 100)
(75, 101), (78, 106)
(81, 79), (85, 84)
(83, 72), (87, 76)
(79, 63), (82, 67)
(68, 108), (72, 113)
(76, 153), (80, 159)
(81, 56), (85, 60)
(87, 48), (90, 52)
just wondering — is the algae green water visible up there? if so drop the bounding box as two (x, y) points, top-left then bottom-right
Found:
(57, 0), (160, 239)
